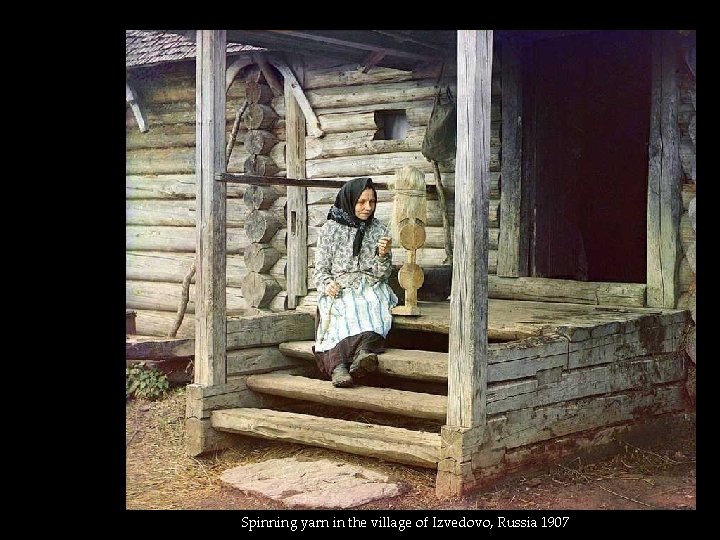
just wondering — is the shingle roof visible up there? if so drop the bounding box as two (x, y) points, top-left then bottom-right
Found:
(126, 30), (262, 68)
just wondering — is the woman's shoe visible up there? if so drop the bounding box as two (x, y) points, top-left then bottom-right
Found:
(349, 351), (378, 379)
(331, 363), (353, 387)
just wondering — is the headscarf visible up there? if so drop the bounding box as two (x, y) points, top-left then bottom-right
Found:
(327, 177), (377, 257)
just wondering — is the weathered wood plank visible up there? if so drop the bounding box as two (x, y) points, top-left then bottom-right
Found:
(490, 354), (684, 417)
(279, 339), (571, 385)
(306, 150), (499, 179)
(226, 311), (315, 350)
(125, 198), (285, 227)
(487, 276), (646, 307)
(125, 174), (269, 200)
(126, 251), (285, 288)
(126, 146), (252, 175)
(491, 384), (686, 450)
(195, 29), (227, 386)
(211, 408), (441, 468)
(186, 380), (261, 420)
(126, 336), (194, 358)
(447, 30), (493, 429)
(125, 226), (287, 254)
(247, 373), (447, 421)
(285, 59), (309, 309)
(647, 30), (682, 308)
(134, 309), (195, 338)
(227, 347), (305, 376)
(126, 280), (249, 314)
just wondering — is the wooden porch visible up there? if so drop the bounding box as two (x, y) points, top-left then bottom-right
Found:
(185, 297), (690, 492)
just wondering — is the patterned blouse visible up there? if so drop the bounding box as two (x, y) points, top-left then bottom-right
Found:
(314, 218), (393, 293)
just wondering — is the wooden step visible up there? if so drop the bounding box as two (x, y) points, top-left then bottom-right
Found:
(279, 341), (447, 382)
(246, 373), (447, 421)
(211, 407), (441, 468)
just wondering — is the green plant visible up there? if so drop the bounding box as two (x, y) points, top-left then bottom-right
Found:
(126, 362), (169, 400)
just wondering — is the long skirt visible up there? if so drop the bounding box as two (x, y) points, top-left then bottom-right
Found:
(312, 281), (397, 378)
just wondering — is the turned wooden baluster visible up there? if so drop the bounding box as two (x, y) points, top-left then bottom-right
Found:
(391, 166), (427, 316)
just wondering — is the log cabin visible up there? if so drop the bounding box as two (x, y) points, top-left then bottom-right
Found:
(126, 29), (696, 497)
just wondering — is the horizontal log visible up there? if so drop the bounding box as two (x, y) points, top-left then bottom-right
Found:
(130, 68), (249, 104)
(247, 373), (446, 421)
(304, 80), (449, 109)
(306, 151), (499, 178)
(126, 146), (250, 175)
(126, 174), (279, 200)
(126, 198), (285, 227)
(211, 408), (441, 468)
(126, 251), (286, 288)
(307, 199), (499, 230)
(487, 276), (647, 307)
(303, 62), (499, 93)
(304, 173), (500, 202)
(125, 226), (287, 254)
(126, 336), (195, 358)
(125, 98), (257, 128)
(126, 123), (200, 150)
(304, 128), (500, 161)
(491, 385), (685, 450)
(226, 311), (315, 349)
(133, 309), (195, 338)
(126, 280), (250, 314)
(227, 346), (305, 377)
(279, 339), (567, 385)
(317, 111), (377, 133)
(567, 321), (687, 370)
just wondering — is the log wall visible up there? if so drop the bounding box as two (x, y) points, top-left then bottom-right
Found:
(126, 58), (290, 336)
(300, 54), (502, 300)
(127, 55), (501, 334)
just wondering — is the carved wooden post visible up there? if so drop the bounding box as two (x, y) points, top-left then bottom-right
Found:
(391, 166), (427, 317)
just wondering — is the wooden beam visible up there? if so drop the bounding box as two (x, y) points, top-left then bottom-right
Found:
(647, 31), (682, 308)
(269, 30), (442, 62)
(447, 30), (492, 429)
(285, 58), (308, 309)
(126, 82), (148, 133)
(497, 38), (529, 277)
(194, 30), (228, 386)
(270, 58), (323, 138)
(225, 57), (253, 92)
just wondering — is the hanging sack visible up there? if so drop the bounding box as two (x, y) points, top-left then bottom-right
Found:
(421, 86), (456, 162)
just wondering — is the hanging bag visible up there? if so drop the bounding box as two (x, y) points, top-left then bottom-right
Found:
(421, 86), (456, 163)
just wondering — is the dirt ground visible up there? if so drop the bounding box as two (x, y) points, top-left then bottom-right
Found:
(125, 386), (696, 512)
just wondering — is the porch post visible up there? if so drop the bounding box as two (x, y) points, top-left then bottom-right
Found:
(194, 30), (227, 385)
(646, 30), (681, 309)
(437, 30), (493, 497)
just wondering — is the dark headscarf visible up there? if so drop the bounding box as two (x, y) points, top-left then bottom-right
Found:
(327, 177), (377, 257)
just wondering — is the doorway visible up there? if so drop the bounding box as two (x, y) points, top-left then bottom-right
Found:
(527, 30), (651, 283)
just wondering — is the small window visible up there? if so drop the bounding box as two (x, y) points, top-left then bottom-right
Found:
(373, 110), (408, 140)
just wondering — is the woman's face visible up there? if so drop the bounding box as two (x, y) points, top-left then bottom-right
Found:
(354, 188), (376, 220)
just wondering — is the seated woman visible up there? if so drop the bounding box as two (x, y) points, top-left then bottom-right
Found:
(313, 177), (397, 387)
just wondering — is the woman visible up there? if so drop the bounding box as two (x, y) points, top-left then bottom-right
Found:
(313, 177), (397, 387)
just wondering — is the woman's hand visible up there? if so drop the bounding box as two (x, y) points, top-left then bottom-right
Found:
(325, 281), (341, 297)
(377, 236), (392, 257)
